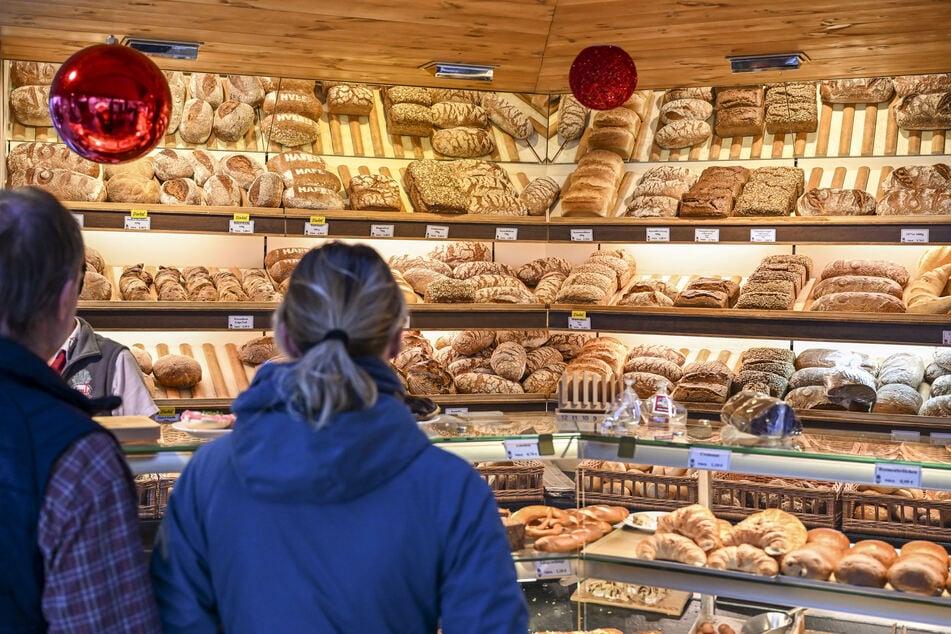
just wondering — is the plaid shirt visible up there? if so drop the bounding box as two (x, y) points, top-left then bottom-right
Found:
(38, 432), (161, 633)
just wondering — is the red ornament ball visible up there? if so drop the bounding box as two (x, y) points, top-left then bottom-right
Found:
(569, 45), (638, 111)
(50, 44), (171, 163)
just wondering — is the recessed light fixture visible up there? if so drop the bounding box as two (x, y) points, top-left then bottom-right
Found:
(121, 37), (203, 61)
(420, 61), (496, 82)
(727, 52), (808, 73)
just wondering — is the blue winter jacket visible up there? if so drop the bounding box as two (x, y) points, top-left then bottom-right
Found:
(150, 356), (529, 633)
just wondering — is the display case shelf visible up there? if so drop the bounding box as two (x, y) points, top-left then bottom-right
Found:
(66, 202), (287, 235)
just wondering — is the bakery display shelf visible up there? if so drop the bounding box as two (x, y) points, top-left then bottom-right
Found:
(428, 393), (552, 413)
(547, 305), (950, 346)
(64, 201), (286, 235)
(579, 530), (951, 628)
(79, 302), (276, 331)
(550, 87), (951, 164)
(576, 436), (951, 491)
(137, 341), (259, 402)
(547, 214), (951, 245)
(283, 207), (549, 242)
(407, 303), (549, 330)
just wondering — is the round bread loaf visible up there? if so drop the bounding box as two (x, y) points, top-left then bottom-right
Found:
(203, 174), (243, 207)
(104, 158), (154, 182)
(872, 383), (923, 414)
(935, 348), (951, 371)
(188, 72), (224, 108)
(185, 150), (217, 186)
(226, 75), (265, 107)
(161, 178), (202, 205)
(878, 352), (925, 388)
(10, 60), (58, 87)
(84, 247), (106, 274)
(807, 527), (851, 553)
(106, 175), (161, 204)
(920, 394), (951, 417)
(220, 154), (265, 190)
(153, 149), (194, 181)
(833, 553), (887, 587)
(930, 374), (951, 397)
(850, 540), (898, 567)
(239, 336), (280, 365)
(79, 271), (112, 301)
(248, 173), (284, 207)
(10, 85), (52, 126)
(213, 100), (255, 142)
(179, 99), (214, 144)
(130, 347), (153, 374)
(152, 354), (202, 388)
(887, 555), (947, 595)
(784, 385), (844, 410)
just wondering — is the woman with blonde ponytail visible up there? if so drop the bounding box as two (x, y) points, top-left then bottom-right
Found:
(151, 242), (528, 634)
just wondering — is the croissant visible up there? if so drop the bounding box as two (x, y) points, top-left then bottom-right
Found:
(707, 544), (779, 576)
(635, 533), (707, 567)
(656, 504), (722, 551)
(780, 543), (842, 580)
(725, 509), (807, 556)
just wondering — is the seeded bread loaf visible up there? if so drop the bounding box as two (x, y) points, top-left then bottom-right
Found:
(263, 90), (323, 121)
(261, 113), (321, 147)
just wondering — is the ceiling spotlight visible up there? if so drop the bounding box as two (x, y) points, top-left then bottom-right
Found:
(420, 62), (495, 82)
(727, 53), (808, 73)
(121, 36), (203, 61)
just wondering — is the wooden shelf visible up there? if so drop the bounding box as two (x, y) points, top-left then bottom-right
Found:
(67, 202), (286, 235)
(548, 306), (950, 346)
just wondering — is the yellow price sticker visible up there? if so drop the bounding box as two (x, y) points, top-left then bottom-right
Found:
(233, 212), (251, 223)
(130, 209), (149, 219)
(309, 215), (326, 225)
(571, 310), (587, 319)
(157, 406), (176, 417)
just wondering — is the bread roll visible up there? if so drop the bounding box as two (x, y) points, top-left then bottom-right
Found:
(834, 554), (887, 587)
(10, 85), (52, 126)
(850, 540), (899, 567)
(152, 354), (202, 388)
(887, 556), (947, 595)
(130, 347), (153, 374)
(901, 540), (949, 567)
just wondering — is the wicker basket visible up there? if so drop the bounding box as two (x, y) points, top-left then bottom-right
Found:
(841, 485), (951, 541)
(134, 473), (178, 519)
(575, 459), (699, 511)
(473, 460), (545, 505)
(712, 473), (842, 528)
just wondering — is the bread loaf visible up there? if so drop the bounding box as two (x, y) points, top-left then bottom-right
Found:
(247, 173), (285, 207)
(203, 174), (243, 207)
(430, 89), (481, 105)
(819, 259), (909, 286)
(878, 352), (925, 388)
(153, 266), (187, 301)
(188, 73), (223, 108)
(106, 175), (161, 204)
(454, 372), (524, 394)
(819, 77), (895, 103)
(386, 102), (433, 136)
(261, 113), (321, 147)
(161, 178), (202, 205)
(104, 158), (154, 182)
(895, 93), (951, 130)
(655, 120), (713, 149)
(519, 177), (560, 216)
(765, 82), (818, 134)
(213, 100), (255, 142)
(796, 188), (877, 216)
(383, 86), (432, 107)
(166, 73), (186, 134)
(432, 127), (494, 157)
(183, 150), (216, 186)
(784, 385), (844, 410)
(263, 90), (323, 121)
(283, 185), (345, 210)
(238, 336), (280, 365)
(79, 271), (112, 301)
(430, 102), (487, 129)
(887, 556), (948, 595)
(130, 347), (153, 374)
(179, 99), (214, 144)
(919, 394), (951, 417)
(715, 106), (764, 138)
(893, 73), (951, 97)
(10, 61), (58, 87)
(152, 354), (202, 388)
(876, 188), (951, 216)
(404, 160), (468, 214)
(260, 77), (315, 94)
(490, 342), (528, 381)
(557, 94), (588, 140)
(809, 291), (905, 313)
(7, 142), (100, 178)
(154, 149), (194, 181)
(225, 75), (265, 107)
(873, 383), (923, 414)
(883, 164), (951, 191)
(481, 93), (534, 139)
(660, 98), (713, 124)
(522, 363), (567, 395)
(812, 275), (903, 299)
(219, 154), (265, 190)
(931, 374), (951, 397)
(10, 85), (52, 126)
(348, 174), (401, 211)
(9, 168), (106, 203)
(325, 83), (374, 115)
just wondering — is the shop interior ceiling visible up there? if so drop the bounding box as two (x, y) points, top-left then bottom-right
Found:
(0, 1), (949, 93)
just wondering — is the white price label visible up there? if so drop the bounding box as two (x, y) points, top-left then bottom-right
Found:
(570, 228), (593, 242)
(425, 225), (449, 239)
(304, 222), (329, 236)
(891, 430), (921, 443)
(229, 220), (255, 234)
(495, 227), (518, 241)
(900, 228), (930, 243)
(646, 227), (670, 242)
(688, 448), (732, 471)
(930, 432), (951, 446)
(503, 439), (540, 459)
(227, 315), (254, 329)
(370, 224), (395, 238)
(445, 407), (469, 415)
(72, 213), (84, 227)
(874, 463), (921, 488)
(124, 216), (151, 231)
(944, 330), (951, 345)
(534, 559), (573, 579)
(694, 228), (720, 243)
(568, 317), (591, 330)
(750, 228), (776, 243)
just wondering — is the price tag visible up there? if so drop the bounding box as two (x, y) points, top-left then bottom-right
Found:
(694, 228), (720, 243)
(571, 310), (587, 319)
(568, 317), (591, 330)
(154, 407), (179, 423)
(570, 228), (593, 242)
(370, 224), (395, 238)
(304, 222), (329, 236)
(425, 225), (449, 239)
(309, 215), (326, 225)
(229, 219), (255, 234)
(646, 227), (670, 242)
(445, 407), (469, 415)
(688, 448), (732, 471)
(72, 213), (84, 227)
(503, 439), (540, 459)
(233, 212), (250, 223)
(534, 559), (573, 579)
(943, 330), (951, 345)
(874, 463), (921, 488)
(930, 432), (951, 446)
(227, 315), (254, 329)
(652, 394), (674, 416)
(495, 227), (518, 241)
(891, 430), (921, 443)
(130, 209), (149, 219)
(124, 216), (151, 230)
(900, 228), (930, 243)
(750, 228), (776, 243)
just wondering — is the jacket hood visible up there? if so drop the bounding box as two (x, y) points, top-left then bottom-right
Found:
(228, 355), (431, 503)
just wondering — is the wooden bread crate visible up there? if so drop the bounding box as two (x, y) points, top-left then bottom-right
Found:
(473, 460), (545, 505)
(841, 484), (951, 541)
(575, 459), (698, 511)
(712, 472), (842, 528)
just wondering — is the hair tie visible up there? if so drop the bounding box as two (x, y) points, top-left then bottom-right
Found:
(321, 329), (349, 346)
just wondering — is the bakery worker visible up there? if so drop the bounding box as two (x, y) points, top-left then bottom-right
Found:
(49, 312), (159, 417)
(151, 241), (529, 633)
(0, 186), (161, 632)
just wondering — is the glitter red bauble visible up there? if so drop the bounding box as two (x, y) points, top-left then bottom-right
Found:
(569, 45), (638, 111)
(49, 44), (171, 163)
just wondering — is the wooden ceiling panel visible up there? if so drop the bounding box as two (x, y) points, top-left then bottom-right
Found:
(1, 0), (948, 94)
